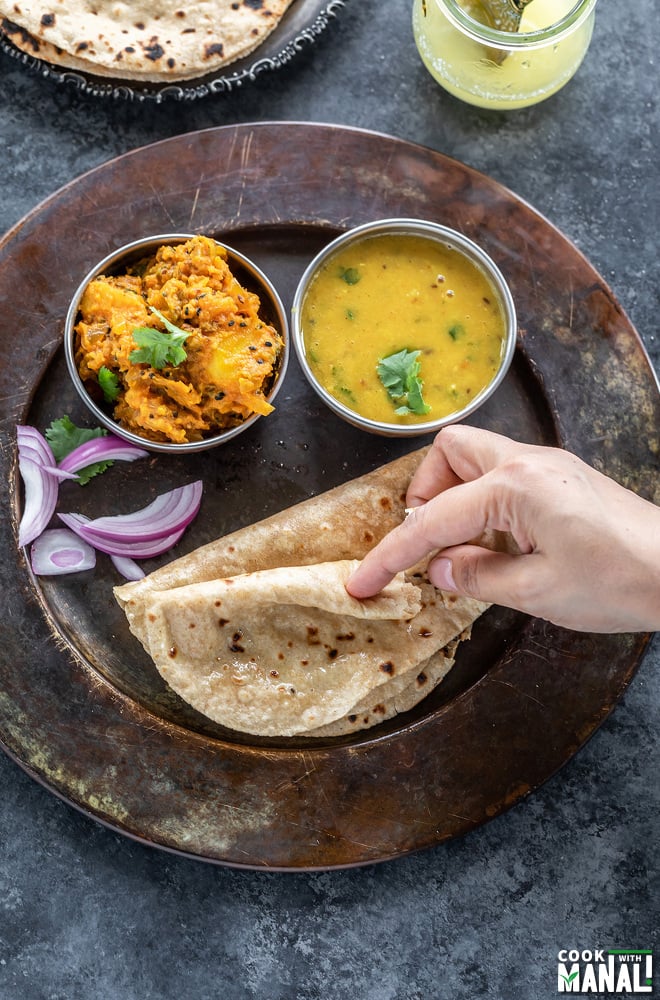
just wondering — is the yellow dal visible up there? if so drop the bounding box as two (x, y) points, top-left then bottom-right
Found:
(300, 233), (507, 425)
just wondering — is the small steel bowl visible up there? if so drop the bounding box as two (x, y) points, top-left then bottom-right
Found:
(64, 233), (289, 454)
(291, 218), (517, 437)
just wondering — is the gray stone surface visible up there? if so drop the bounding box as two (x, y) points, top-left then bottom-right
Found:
(0, 1), (658, 997)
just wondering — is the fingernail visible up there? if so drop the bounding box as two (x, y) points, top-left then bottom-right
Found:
(434, 557), (457, 592)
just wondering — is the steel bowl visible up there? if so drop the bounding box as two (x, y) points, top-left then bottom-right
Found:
(291, 218), (517, 437)
(64, 233), (289, 454)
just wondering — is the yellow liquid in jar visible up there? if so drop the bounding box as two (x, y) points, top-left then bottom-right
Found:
(413, 0), (596, 109)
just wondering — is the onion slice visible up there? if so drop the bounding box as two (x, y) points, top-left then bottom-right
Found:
(75, 480), (204, 543)
(58, 512), (188, 558)
(17, 454), (59, 548)
(110, 554), (146, 581)
(17, 425), (57, 467)
(31, 528), (96, 576)
(58, 435), (149, 474)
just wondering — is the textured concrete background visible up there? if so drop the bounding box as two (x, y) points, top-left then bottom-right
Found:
(0, 0), (658, 996)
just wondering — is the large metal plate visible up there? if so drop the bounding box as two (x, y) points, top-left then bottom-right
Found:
(0, 123), (656, 869)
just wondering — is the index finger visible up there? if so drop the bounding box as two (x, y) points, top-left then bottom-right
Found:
(347, 475), (494, 598)
(406, 425), (527, 507)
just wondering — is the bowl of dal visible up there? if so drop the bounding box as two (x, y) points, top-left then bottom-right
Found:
(291, 219), (517, 436)
(64, 233), (289, 454)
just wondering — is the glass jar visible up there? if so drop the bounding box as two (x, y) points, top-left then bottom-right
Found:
(412, 0), (598, 109)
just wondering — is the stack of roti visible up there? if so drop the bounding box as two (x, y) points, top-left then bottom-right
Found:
(1, 0), (295, 82)
(115, 448), (493, 738)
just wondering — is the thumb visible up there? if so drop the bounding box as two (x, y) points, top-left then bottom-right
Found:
(428, 545), (539, 614)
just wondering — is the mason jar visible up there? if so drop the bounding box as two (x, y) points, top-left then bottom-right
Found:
(412, 0), (598, 109)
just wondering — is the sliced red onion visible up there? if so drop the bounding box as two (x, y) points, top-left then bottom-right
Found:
(31, 528), (96, 576)
(43, 465), (80, 481)
(58, 435), (149, 474)
(58, 512), (188, 558)
(17, 454), (59, 547)
(17, 425), (57, 467)
(77, 480), (203, 542)
(110, 554), (146, 581)
(18, 444), (77, 481)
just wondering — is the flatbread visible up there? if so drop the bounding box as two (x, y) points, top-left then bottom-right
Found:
(0, 0), (296, 82)
(115, 448), (497, 737)
(304, 637), (462, 738)
(139, 560), (485, 736)
(116, 447), (430, 649)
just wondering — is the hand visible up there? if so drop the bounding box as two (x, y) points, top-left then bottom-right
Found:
(347, 425), (660, 633)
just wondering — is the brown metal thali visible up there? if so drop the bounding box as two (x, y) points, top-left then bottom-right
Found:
(0, 122), (657, 870)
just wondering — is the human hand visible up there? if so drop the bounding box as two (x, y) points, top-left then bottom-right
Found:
(347, 425), (660, 633)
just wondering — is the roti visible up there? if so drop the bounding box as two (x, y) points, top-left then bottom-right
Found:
(0, 0), (296, 82)
(115, 448), (497, 737)
(139, 560), (485, 737)
(304, 638), (462, 738)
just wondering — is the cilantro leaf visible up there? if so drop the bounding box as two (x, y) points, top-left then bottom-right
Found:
(129, 307), (190, 369)
(98, 365), (120, 403)
(376, 349), (431, 416)
(45, 415), (112, 485)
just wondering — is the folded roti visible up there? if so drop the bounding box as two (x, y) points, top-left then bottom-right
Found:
(140, 560), (485, 736)
(115, 447), (494, 737)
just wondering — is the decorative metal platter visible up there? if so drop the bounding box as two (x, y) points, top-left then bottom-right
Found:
(0, 0), (346, 101)
(0, 123), (657, 870)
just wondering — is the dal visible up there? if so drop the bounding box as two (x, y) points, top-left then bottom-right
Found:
(300, 231), (508, 425)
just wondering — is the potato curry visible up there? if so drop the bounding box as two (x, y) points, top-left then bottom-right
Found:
(74, 236), (284, 444)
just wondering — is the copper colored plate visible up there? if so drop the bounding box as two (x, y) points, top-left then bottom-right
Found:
(0, 0), (346, 102)
(0, 123), (656, 870)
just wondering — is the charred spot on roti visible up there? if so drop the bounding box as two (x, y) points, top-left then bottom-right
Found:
(40, 12), (54, 26)
(379, 496), (392, 510)
(336, 632), (355, 641)
(327, 648), (338, 660)
(142, 37), (165, 61)
(204, 41), (224, 58)
(373, 704), (386, 714)
(270, 669), (279, 678)
(363, 530), (374, 543)
(379, 661), (395, 675)
(168, 646), (177, 658)
(416, 671), (428, 686)
(217, 617), (229, 627)
(188, 622), (196, 629)
(348, 714), (358, 724)
(229, 631), (245, 653)
(243, 0), (264, 7)
(418, 628), (433, 637)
